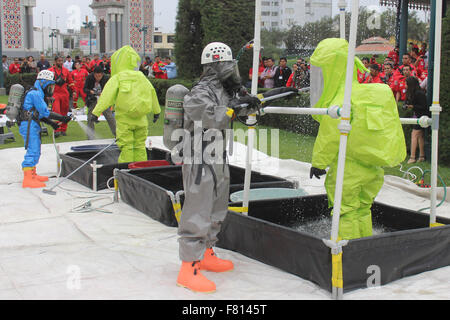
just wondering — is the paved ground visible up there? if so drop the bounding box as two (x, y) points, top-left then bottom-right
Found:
(0, 137), (449, 300)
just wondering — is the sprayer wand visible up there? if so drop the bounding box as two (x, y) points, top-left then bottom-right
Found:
(42, 139), (117, 195)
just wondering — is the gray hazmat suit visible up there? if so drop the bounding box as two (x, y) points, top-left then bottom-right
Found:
(178, 64), (233, 262)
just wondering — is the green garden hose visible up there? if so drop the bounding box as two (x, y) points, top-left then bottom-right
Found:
(418, 169), (447, 212)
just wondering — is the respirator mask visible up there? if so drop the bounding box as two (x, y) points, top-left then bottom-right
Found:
(43, 82), (55, 98)
(215, 60), (242, 95)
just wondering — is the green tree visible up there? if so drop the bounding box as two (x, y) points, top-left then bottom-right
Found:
(174, 0), (204, 79)
(174, 0), (255, 81)
(261, 28), (285, 60)
(201, 0), (255, 82)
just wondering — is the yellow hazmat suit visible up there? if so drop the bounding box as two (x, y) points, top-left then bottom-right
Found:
(92, 45), (161, 163)
(310, 38), (406, 239)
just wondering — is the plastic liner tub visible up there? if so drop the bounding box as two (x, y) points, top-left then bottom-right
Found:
(216, 195), (450, 293)
(59, 147), (171, 191)
(116, 165), (296, 227)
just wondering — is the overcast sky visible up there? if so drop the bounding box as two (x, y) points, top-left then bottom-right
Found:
(33, 0), (179, 33)
(33, 0), (426, 33)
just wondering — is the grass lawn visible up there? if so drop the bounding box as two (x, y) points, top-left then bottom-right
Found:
(1, 95), (448, 187)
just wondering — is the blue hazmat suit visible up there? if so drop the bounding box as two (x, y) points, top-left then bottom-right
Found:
(19, 80), (52, 169)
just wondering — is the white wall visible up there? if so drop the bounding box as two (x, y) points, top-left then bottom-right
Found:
(33, 27), (64, 55)
(262, 0), (332, 30)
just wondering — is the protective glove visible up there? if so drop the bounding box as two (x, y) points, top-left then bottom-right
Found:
(41, 117), (60, 130)
(48, 120), (60, 130)
(310, 167), (327, 179)
(153, 113), (160, 123)
(91, 114), (100, 123)
(61, 115), (72, 124)
(229, 95), (261, 117)
(48, 111), (70, 123)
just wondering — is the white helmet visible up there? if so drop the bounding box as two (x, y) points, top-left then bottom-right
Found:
(37, 70), (55, 82)
(201, 42), (233, 65)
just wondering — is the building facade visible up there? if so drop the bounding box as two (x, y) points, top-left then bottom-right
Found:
(152, 31), (174, 58)
(1, 0), (39, 57)
(90, 0), (154, 56)
(261, 0), (332, 30)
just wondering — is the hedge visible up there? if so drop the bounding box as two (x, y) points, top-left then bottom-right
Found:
(4, 72), (37, 93)
(148, 78), (196, 105)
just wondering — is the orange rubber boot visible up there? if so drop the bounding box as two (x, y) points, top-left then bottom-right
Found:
(32, 167), (49, 182)
(22, 168), (46, 188)
(199, 248), (234, 272)
(176, 261), (216, 293)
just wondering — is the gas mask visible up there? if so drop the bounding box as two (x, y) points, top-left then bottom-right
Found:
(214, 60), (242, 95)
(43, 82), (55, 98)
(309, 65), (324, 107)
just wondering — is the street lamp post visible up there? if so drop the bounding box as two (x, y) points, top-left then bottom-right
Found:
(41, 12), (45, 54)
(49, 29), (57, 57)
(56, 17), (59, 54)
(83, 20), (95, 56)
(135, 24), (149, 59)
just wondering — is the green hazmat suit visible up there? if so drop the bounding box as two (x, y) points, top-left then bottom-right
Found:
(92, 45), (161, 163)
(310, 38), (406, 240)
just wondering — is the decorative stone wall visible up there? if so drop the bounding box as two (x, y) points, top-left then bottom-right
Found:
(91, 0), (153, 55)
(1, 0), (38, 57)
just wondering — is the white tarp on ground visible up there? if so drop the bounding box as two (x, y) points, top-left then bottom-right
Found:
(0, 136), (449, 300)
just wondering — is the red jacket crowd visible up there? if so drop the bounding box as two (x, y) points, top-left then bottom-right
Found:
(357, 43), (428, 102)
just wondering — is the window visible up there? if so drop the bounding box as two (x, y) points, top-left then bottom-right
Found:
(286, 0), (294, 2)
(167, 35), (175, 43)
(305, 0), (311, 14)
(271, 22), (279, 27)
(154, 35), (162, 43)
(285, 8), (294, 14)
(272, 1), (279, 5)
(271, 11), (278, 16)
(262, 1), (270, 5)
(262, 11), (271, 16)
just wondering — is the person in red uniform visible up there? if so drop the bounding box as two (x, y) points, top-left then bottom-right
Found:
(419, 42), (427, 57)
(152, 56), (168, 79)
(393, 65), (412, 102)
(71, 62), (89, 109)
(363, 64), (383, 84)
(411, 47), (427, 81)
(248, 57), (266, 88)
(89, 54), (103, 72)
(388, 46), (399, 67)
(9, 58), (21, 74)
(357, 57), (370, 84)
(380, 63), (396, 93)
(81, 57), (91, 73)
(49, 56), (75, 137)
(396, 53), (417, 77)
